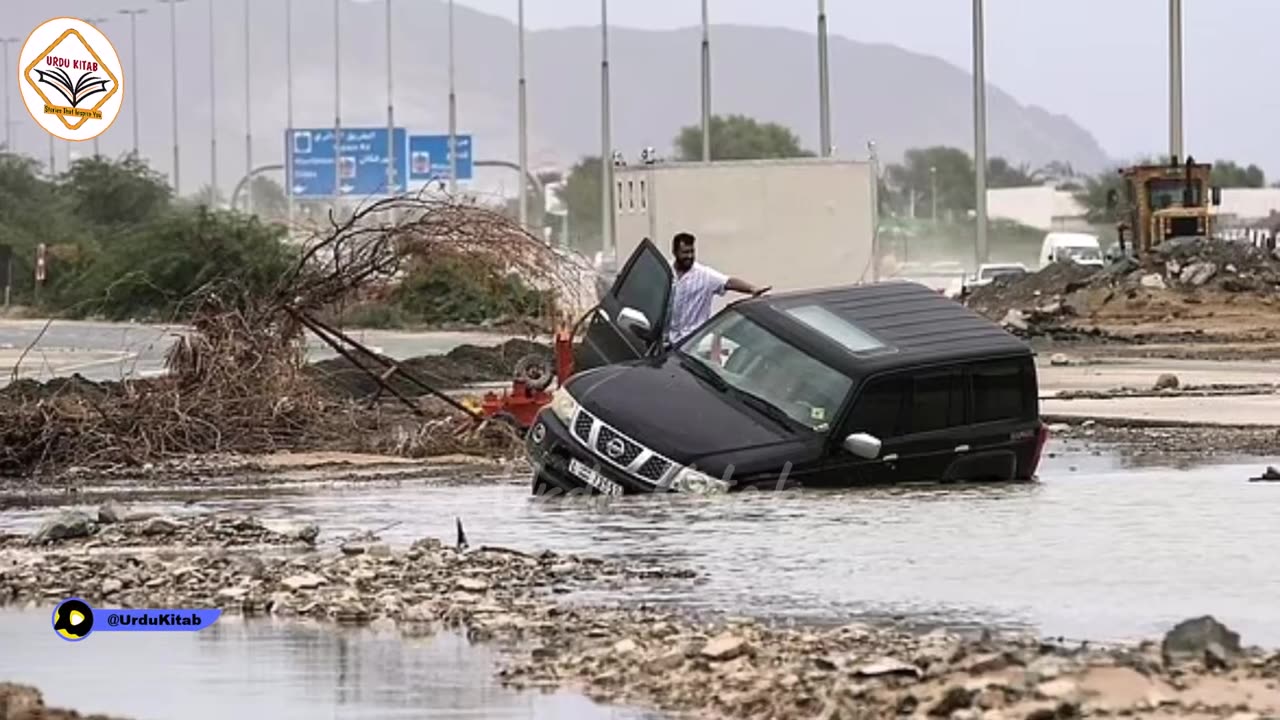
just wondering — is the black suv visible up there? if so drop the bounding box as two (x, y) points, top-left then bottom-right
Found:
(525, 239), (1049, 496)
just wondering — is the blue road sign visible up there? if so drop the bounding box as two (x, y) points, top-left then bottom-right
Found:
(286, 127), (408, 198)
(407, 134), (473, 182)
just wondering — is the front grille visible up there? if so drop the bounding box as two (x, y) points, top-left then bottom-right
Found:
(595, 425), (643, 465)
(637, 455), (671, 482)
(569, 408), (676, 486)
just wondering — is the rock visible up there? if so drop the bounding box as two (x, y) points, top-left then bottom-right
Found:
(612, 638), (639, 655)
(647, 647), (687, 672)
(1035, 678), (1082, 703)
(928, 686), (975, 716)
(1153, 373), (1180, 390)
(141, 516), (182, 535)
(1179, 261), (1218, 287)
(701, 633), (749, 661)
(1205, 641), (1231, 670)
(0, 683), (44, 717)
(455, 577), (491, 593)
(217, 587), (249, 601)
(1001, 309), (1028, 332)
(293, 523), (320, 545)
(97, 500), (125, 524)
(1140, 273), (1167, 289)
(280, 573), (328, 591)
(1167, 259), (1182, 276)
(340, 542), (366, 556)
(101, 578), (123, 595)
(854, 657), (923, 679)
(1161, 615), (1242, 666)
(30, 510), (95, 544)
(1049, 353), (1070, 367)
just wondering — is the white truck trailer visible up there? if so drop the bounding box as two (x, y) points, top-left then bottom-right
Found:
(607, 157), (878, 311)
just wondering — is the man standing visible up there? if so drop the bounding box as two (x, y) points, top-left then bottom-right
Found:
(666, 232), (770, 346)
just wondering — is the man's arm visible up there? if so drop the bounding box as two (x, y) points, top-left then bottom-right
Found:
(725, 276), (771, 297)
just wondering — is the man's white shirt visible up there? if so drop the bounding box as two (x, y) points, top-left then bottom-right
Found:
(666, 261), (729, 345)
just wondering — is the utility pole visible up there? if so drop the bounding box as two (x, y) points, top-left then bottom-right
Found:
(1, 37), (18, 152)
(333, 0), (342, 202)
(700, 0), (711, 162)
(208, 0), (217, 202)
(817, 0), (831, 157)
(1169, 0), (1184, 161)
(972, 0), (989, 266)
(244, 0), (253, 213)
(159, 0), (186, 195)
(517, 0), (529, 227)
(930, 166), (938, 223)
(385, 0), (396, 196)
(448, 0), (458, 194)
(600, 0), (614, 260)
(117, 9), (147, 156)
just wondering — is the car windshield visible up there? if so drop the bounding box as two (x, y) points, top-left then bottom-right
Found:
(676, 310), (853, 433)
(1061, 246), (1101, 262)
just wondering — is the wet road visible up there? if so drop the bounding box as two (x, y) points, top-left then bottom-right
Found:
(0, 611), (653, 720)
(0, 319), (523, 386)
(5, 444), (1279, 648)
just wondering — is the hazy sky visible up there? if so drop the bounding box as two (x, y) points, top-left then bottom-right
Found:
(448, 0), (1280, 175)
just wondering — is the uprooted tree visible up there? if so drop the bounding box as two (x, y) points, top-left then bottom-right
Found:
(0, 195), (585, 477)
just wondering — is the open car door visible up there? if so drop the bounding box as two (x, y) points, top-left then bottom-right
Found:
(578, 238), (674, 370)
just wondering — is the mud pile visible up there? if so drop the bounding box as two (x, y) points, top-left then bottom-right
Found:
(307, 338), (554, 397)
(966, 238), (1280, 341)
(0, 682), (132, 720)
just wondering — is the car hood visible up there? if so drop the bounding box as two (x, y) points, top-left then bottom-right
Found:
(566, 354), (807, 466)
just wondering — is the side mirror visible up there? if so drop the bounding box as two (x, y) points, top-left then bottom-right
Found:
(1212, 186), (1222, 206)
(618, 306), (654, 341)
(842, 432), (882, 460)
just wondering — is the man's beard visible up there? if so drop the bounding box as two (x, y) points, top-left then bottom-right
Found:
(675, 258), (693, 272)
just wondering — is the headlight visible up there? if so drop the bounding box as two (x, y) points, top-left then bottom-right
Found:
(548, 386), (579, 423)
(669, 467), (730, 494)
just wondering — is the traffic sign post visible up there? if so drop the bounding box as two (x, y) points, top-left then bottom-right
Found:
(285, 127), (409, 198)
(408, 134), (473, 182)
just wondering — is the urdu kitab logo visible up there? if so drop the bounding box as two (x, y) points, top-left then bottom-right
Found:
(52, 597), (95, 641)
(18, 17), (124, 142)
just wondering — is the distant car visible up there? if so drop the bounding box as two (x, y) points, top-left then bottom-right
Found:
(1039, 232), (1104, 270)
(969, 262), (1029, 288)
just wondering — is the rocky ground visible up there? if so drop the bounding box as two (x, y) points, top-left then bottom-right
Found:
(966, 238), (1280, 351)
(4, 507), (1280, 720)
(0, 682), (130, 720)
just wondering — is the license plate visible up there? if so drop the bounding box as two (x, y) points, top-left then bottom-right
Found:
(568, 458), (623, 497)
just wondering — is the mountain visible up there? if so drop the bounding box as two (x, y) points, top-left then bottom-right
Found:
(5, 1), (1112, 196)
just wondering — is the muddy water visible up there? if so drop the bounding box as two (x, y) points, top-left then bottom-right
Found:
(5, 445), (1280, 650)
(0, 609), (656, 720)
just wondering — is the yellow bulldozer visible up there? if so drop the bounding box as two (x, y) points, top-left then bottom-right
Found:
(1106, 155), (1222, 258)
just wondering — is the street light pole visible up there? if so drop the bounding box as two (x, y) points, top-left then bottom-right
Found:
(1169, 0), (1183, 160)
(285, 0), (295, 225)
(1, 37), (18, 152)
(600, 0), (614, 260)
(386, 0), (395, 196)
(817, 0), (831, 157)
(208, 0), (217, 203)
(159, 0), (186, 195)
(117, 9), (147, 156)
(972, 0), (989, 266)
(244, 0), (253, 214)
(448, 0), (458, 194)
(517, 0), (528, 227)
(333, 0), (342, 202)
(85, 18), (110, 158)
(701, 0), (711, 162)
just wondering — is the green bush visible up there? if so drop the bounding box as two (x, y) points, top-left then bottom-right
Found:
(393, 255), (554, 327)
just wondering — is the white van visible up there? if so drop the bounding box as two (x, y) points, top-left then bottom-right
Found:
(1039, 232), (1104, 270)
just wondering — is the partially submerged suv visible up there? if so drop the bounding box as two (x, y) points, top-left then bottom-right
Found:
(525, 240), (1048, 496)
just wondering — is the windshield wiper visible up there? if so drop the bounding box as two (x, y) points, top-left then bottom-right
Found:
(730, 388), (799, 434)
(678, 353), (730, 393)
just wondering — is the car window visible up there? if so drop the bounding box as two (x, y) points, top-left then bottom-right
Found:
(908, 370), (965, 434)
(678, 311), (853, 432)
(845, 376), (908, 439)
(613, 247), (669, 329)
(971, 360), (1032, 423)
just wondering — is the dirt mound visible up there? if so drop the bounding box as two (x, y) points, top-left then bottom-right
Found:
(308, 338), (555, 399)
(965, 238), (1280, 341)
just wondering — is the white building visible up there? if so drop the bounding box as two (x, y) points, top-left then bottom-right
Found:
(986, 186), (1089, 231)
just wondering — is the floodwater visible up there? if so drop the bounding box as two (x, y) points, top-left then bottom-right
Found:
(4, 443), (1280, 716)
(0, 610), (656, 720)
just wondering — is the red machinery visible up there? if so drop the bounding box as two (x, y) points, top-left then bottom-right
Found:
(478, 326), (576, 430)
